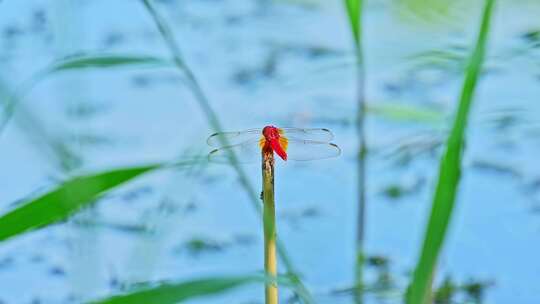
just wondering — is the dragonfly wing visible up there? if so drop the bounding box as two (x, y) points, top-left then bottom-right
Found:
(280, 128), (334, 142)
(208, 138), (262, 163)
(285, 139), (341, 161)
(207, 129), (262, 147)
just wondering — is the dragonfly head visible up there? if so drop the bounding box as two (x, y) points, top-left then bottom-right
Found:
(262, 125), (280, 141)
(262, 125), (288, 161)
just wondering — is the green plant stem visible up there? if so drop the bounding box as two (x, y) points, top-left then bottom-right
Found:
(405, 1), (496, 303)
(262, 149), (278, 304)
(140, 1), (312, 303)
(344, 0), (367, 302)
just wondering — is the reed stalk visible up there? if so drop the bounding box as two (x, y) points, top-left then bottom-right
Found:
(262, 148), (278, 304)
(343, 0), (367, 302)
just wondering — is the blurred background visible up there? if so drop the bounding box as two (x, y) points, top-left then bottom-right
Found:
(1, 0), (540, 303)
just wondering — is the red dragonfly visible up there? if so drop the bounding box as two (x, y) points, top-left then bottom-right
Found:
(207, 125), (340, 162)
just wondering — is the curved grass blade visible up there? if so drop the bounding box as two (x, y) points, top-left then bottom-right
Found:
(0, 54), (171, 137)
(0, 54), (171, 139)
(406, 1), (496, 303)
(88, 274), (300, 304)
(0, 163), (168, 243)
(89, 275), (265, 304)
(49, 53), (171, 71)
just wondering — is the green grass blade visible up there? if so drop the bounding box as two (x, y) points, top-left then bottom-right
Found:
(88, 275), (265, 304)
(344, 0), (362, 48)
(0, 53), (170, 137)
(395, 0), (460, 25)
(406, 1), (496, 303)
(49, 54), (171, 71)
(0, 163), (165, 242)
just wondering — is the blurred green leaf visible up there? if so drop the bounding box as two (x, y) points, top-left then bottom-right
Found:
(0, 163), (164, 243)
(396, 0), (464, 23)
(89, 275), (273, 304)
(49, 54), (171, 71)
(407, 46), (469, 72)
(274, 0), (324, 9)
(0, 54), (171, 137)
(343, 0), (362, 49)
(406, 0), (496, 303)
(367, 102), (445, 124)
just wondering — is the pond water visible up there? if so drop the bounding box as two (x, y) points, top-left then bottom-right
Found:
(1, 0), (540, 303)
